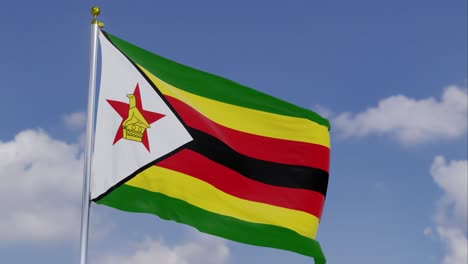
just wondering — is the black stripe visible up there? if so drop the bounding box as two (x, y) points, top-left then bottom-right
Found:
(185, 128), (328, 196)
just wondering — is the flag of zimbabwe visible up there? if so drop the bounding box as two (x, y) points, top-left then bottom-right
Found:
(92, 30), (330, 264)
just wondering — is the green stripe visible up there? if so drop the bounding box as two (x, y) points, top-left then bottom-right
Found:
(96, 184), (326, 264)
(104, 31), (330, 129)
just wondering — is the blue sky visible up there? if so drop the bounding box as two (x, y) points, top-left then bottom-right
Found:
(0, 1), (466, 264)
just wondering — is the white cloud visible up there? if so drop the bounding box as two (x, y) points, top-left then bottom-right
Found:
(63, 111), (86, 130)
(96, 233), (230, 264)
(436, 226), (467, 264)
(431, 156), (468, 227)
(0, 129), (83, 242)
(429, 156), (467, 264)
(333, 85), (468, 144)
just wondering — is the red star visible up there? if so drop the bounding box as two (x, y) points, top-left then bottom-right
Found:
(106, 83), (165, 152)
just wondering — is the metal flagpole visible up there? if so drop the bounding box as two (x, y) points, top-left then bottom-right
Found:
(79, 6), (103, 264)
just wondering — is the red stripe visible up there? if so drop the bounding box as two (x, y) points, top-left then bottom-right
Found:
(165, 95), (330, 172)
(156, 149), (325, 218)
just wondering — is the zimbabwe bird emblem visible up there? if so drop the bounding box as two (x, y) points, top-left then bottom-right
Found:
(106, 83), (165, 151)
(123, 93), (151, 142)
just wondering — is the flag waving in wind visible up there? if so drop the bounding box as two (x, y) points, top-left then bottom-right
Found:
(92, 30), (330, 264)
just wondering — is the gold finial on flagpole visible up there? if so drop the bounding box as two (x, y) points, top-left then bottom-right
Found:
(91, 6), (100, 16)
(90, 6), (104, 28)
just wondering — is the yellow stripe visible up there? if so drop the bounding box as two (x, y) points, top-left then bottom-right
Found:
(126, 165), (319, 238)
(139, 66), (330, 148)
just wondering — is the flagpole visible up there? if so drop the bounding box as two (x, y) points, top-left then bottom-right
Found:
(79, 7), (103, 264)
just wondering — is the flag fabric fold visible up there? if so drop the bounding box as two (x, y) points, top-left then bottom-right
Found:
(92, 30), (330, 264)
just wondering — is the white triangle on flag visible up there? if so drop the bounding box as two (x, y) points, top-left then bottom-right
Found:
(91, 31), (193, 199)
